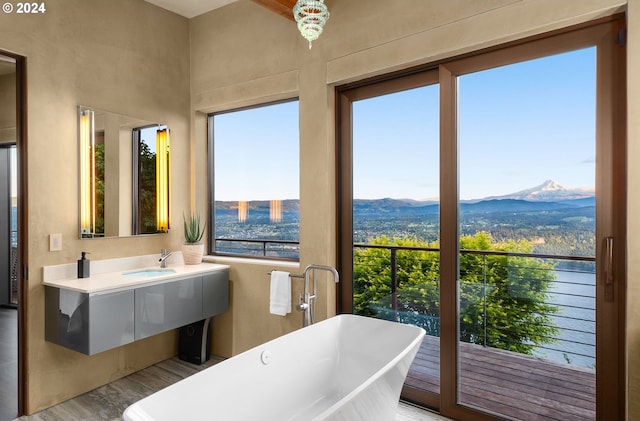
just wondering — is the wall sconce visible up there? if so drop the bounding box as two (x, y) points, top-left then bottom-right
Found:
(156, 128), (170, 232)
(79, 107), (95, 237)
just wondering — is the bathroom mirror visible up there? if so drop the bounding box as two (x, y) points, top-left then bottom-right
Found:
(78, 106), (170, 238)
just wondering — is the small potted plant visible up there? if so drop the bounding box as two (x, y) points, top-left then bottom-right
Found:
(182, 212), (206, 265)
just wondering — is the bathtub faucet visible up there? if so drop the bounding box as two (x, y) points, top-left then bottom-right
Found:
(296, 264), (340, 327)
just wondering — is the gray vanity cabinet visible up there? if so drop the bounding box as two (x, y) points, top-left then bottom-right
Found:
(45, 287), (135, 355)
(202, 271), (229, 317)
(134, 277), (203, 340)
(45, 268), (229, 355)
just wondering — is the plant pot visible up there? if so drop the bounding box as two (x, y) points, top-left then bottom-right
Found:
(182, 243), (204, 265)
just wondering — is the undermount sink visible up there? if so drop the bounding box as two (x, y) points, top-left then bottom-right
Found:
(123, 268), (177, 277)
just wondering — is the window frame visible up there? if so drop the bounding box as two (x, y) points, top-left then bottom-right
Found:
(207, 98), (301, 261)
(336, 16), (625, 421)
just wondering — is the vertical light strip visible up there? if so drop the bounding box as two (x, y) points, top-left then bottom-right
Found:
(156, 128), (170, 232)
(238, 200), (248, 222)
(270, 199), (282, 223)
(79, 108), (95, 236)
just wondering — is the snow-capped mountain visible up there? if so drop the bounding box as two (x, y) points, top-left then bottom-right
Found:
(484, 180), (594, 202)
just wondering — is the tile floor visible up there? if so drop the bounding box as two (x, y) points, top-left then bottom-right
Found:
(12, 356), (451, 421)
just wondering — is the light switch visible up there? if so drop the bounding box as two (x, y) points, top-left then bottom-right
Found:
(49, 233), (62, 251)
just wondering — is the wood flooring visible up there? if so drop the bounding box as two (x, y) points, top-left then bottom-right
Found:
(406, 335), (595, 421)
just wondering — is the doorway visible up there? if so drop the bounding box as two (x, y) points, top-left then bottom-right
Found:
(337, 17), (625, 421)
(0, 146), (17, 308)
(0, 50), (26, 420)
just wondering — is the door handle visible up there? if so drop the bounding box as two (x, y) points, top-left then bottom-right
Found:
(605, 237), (614, 301)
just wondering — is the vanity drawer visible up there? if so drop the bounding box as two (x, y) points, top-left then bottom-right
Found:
(134, 277), (203, 340)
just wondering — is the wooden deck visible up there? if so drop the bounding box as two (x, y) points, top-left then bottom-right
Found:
(405, 335), (595, 421)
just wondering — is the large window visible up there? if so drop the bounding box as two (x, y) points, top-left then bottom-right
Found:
(208, 99), (300, 259)
(337, 17), (625, 421)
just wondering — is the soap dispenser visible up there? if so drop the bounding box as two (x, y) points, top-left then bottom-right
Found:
(77, 251), (90, 278)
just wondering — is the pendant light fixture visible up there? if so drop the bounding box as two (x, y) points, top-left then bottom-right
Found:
(293, 0), (330, 49)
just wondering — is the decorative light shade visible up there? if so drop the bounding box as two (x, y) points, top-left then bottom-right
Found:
(293, 0), (330, 49)
(156, 128), (170, 233)
(79, 108), (95, 237)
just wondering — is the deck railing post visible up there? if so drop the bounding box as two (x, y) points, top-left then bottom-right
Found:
(483, 254), (488, 348)
(391, 248), (398, 322)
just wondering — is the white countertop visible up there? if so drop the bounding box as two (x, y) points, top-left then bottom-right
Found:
(43, 262), (230, 294)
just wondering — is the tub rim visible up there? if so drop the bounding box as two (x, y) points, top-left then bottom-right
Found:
(311, 314), (426, 420)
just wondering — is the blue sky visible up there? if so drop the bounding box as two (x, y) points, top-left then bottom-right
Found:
(214, 100), (300, 201)
(214, 47), (596, 202)
(458, 47), (596, 200)
(354, 46), (596, 201)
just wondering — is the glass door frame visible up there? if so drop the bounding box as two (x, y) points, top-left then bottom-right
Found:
(336, 16), (626, 421)
(336, 69), (441, 409)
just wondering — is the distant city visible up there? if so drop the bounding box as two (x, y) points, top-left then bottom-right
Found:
(214, 180), (596, 258)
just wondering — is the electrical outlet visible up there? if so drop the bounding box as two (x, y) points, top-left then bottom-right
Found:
(49, 233), (62, 251)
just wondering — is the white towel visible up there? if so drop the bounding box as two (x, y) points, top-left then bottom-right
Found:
(270, 271), (291, 316)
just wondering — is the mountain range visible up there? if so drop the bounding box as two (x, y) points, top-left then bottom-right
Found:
(214, 180), (595, 215)
(353, 180), (595, 215)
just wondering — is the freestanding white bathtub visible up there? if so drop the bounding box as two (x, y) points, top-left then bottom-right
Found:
(123, 314), (425, 421)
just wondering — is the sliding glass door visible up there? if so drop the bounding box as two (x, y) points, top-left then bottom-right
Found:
(456, 47), (598, 421)
(346, 72), (441, 407)
(337, 17), (625, 421)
